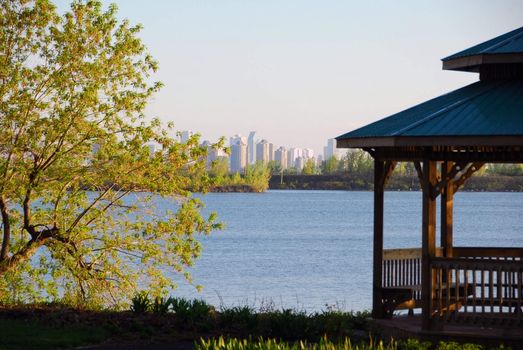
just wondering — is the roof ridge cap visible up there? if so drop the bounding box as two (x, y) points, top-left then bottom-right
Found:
(390, 81), (506, 136)
(479, 28), (523, 54)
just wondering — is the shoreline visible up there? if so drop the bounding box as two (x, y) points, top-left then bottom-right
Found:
(265, 174), (523, 192)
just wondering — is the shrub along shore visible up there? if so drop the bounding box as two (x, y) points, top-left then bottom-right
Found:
(0, 297), (513, 349)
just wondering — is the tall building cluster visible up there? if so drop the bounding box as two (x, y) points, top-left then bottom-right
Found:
(221, 131), (321, 173)
(166, 130), (344, 174)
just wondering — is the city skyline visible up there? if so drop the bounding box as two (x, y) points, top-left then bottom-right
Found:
(54, 1), (523, 155)
(200, 130), (336, 173)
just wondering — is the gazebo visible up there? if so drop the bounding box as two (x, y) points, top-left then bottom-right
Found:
(336, 27), (523, 338)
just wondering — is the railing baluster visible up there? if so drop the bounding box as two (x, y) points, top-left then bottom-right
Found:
(496, 267), (504, 313)
(384, 260), (388, 287)
(446, 267), (451, 321)
(489, 269), (494, 315)
(438, 267), (443, 317)
(401, 259), (407, 286)
(517, 269), (523, 319)
(456, 267), (461, 319)
(464, 268), (468, 313)
(472, 267), (477, 318)
(481, 268), (485, 314)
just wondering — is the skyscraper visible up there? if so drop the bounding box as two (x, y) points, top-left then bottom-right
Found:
(256, 139), (270, 164)
(295, 156), (304, 171)
(268, 143), (275, 162)
(248, 131), (256, 164)
(287, 147), (303, 168)
(287, 149), (294, 169)
(323, 138), (338, 160)
(303, 148), (314, 160)
(275, 147), (287, 170)
(230, 138), (248, 173)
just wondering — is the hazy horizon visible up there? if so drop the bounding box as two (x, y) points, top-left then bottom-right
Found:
(55, 0), (523, 155)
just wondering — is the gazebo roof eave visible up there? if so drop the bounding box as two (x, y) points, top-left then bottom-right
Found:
(442, 52), (523, 72)
(336, 135), (523, 149)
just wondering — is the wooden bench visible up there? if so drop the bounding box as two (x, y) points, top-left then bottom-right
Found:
(381, 286), (419, 318)
(382, 283), (476, 318)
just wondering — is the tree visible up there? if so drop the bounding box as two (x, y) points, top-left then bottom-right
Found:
(0, 0), (221, 307)
(267, 160), (282, 175)
(322, 156), (339, 174)
(209, 157), (229, 180)
(302, 159), (316, 175)
(343, 150), (373, 175)
(244, 162), (271, 192)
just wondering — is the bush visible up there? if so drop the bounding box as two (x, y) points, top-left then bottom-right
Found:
(152, 296), (172, 315)
(130, 291), (151, 314)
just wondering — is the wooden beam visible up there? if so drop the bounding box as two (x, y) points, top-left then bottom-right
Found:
(441, 161), (454, 258)
(431, 162), (466, 199)
(372, 159), (386, 319)
(414, 161), (424, 191)
(421, 160), (437, 330)
(381, 161), (396, 187)
(355, 147), (523, 164)
(453, 162), (484, 192)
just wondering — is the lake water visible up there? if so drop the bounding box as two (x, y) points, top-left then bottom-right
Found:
(168, 190), (523, 312)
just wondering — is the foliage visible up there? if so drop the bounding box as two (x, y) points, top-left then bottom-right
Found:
(340, 150), (373, 175)
(216, 303), (370, 341)
(323, 156), (340, 174)
(244, 162), (272, 192)
(210, 157), (230, 180)
(0, 0), (221, 308)
(220, 305), (259, 332)
(130, 291), (151, 314)
(302, 159), (317, 175)
(129, 294), (214, 322)
(268, 160), (282, 175)
(196, 337), (508, 350)
(211, 161), (271, 192)
(484, 164), (523, 176)
(152, 296), (172, 315)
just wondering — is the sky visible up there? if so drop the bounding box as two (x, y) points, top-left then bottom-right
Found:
(54, 1), (523, 155)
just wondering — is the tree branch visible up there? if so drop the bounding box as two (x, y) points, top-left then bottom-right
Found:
(0, 197), (11, 261)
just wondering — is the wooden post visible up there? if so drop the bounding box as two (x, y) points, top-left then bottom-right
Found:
(441, 161), (454, 258)
(421, 160), (437, 330)
(372, 159), (385, 319)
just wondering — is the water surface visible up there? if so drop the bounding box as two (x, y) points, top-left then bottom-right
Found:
(168, 190), (523, 312)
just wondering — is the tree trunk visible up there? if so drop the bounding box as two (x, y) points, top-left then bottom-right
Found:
(0, 198), (11, 261)
(0, 238), (48, 275)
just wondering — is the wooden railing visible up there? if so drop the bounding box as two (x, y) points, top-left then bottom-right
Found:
(382, 248), (422, 301)
(382, 247), (523, 326)
(431, 250), (523, 326)
(383, 248), (443, 301)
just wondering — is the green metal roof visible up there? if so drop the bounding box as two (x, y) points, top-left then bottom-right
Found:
(336, 80), (523, 146)
(443, 26), (523, 62)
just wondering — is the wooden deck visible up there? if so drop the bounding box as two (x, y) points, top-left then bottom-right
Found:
(374, 315), (523, 349)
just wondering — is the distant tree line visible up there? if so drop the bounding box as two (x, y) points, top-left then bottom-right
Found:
(209, 159), (271, 192)
(207, 150), (523, 192)
(317, 150), (523, 177)
(269, 150), (523, 191)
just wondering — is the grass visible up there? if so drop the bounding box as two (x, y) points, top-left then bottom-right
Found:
(195, 336), (509, 350)
(0, 319), (108, 350)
